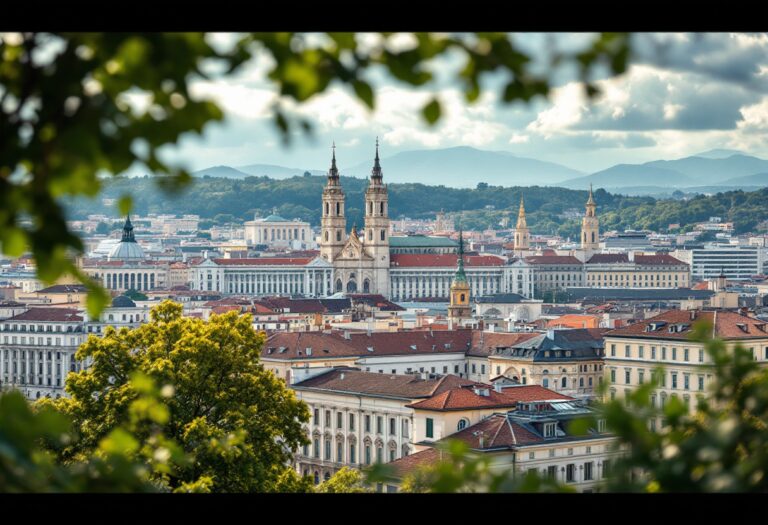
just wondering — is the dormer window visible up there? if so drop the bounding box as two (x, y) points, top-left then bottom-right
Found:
(306, 348), (312, 356)
(543, 422), (556, 438)
(410, 345), (417, 350)
(597, 419), (607, 432)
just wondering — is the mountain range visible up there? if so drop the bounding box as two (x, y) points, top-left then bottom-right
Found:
(190, 146), (768, 196)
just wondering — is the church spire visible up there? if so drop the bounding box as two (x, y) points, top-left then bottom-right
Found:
(454, 228), (467, 284)
(121, 215), (136, 243)
(328, 141), (339, 181)
(587, 183), (595, 206)
(371, 136), (383, 181)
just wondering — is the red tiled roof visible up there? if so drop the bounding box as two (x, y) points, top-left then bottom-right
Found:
(408, 384), (571, 411)
(606, 309), (768, 340)
(390, 254), (506, 268)
(467, 331), (540, 357)
(294, 369), (479, 398)
(524, 255), (582, 265)
(6, 308), (83, 322)
(692, 282), (710, 290)
(263, 329), (474, 360)
(211, 257), (314, 266)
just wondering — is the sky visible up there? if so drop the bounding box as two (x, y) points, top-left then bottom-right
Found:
(157, 33), (768, 177)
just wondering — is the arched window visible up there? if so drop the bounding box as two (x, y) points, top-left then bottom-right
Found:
(324, 472), (331, 481)
(380, 229), (386, 241)
(561, 377), (567, 389)
(346, 280), (357, 293)
(380, 202), (384, 214)
(363, 279), (371, 293)
(460, 294), (465, 302)
(314, 471), (320, 484)
(336, 230), (342, 242)
(325, 231), (329, 241)
(543, 378), (549, 388)
(579, 377), (584, 388)
(369, 202), (373, 215)
(336, 202), (340, 215)
(335, 279), (343, 293)
(592, 231), (595, 242)
(457, 418), (469, 431)
(325, 202), (329, 216)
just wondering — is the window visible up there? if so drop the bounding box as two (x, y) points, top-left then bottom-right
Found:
(698, 349), (704, 363)
(672, 347), (677, 361)
(313, 439), (320, 458)
(610, 344), (616, 357)
(651, 346), (656, 360)
(671, 373), (678, 389)
(625, 345), (630, 358)
(547, 465), (557, 479)
(529, 451), (535, 460)
(610, 369), (616, 383)
(389, 449), (395, 462)
(471, 364), (476, 374)
(698, 375), (705, 391)
(638, 370), (645, 384)
(350, 444), (356, 464)
(684, 348), (689, 362)
(454, 365), (459, 374)
(426, 418), (434, 438)
(337, 442), (343, 462)
(365, 415), (371, 432)
(684, 374), (690, 390)
(376, 416), (383, 434)
(584, 462), (594, 481)
(402, 419), (409, 438)
(313, 409), (319, 426)
(349, 414), (355, 431)
(567, 448), (574, 456)
(662, 347), (667, 360)
(549, 448), (556, 458)
(624, 369), (631, 384)
(325, 410), (331, 427)
(325, 440), (331, 460)
(337, 412), (343, 429)
(481, 364), (486, 375)
(638, 345), (644, 359)
(566, 464), (575, 483)
(544, 423), (556, 437)
(542, 378), (549, 388)
(457, 419), (469, 431)
(365, 445), (371, 465)
(603, 459), (611, 479)
(376, 446), (383, 463)
(389, 418), (396, 436)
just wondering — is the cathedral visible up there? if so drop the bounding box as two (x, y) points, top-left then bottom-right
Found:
(320, 140), (390, 296)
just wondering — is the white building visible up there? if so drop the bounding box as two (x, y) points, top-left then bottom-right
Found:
(244, 212), (313, 250)
(674, 244), (766, 281)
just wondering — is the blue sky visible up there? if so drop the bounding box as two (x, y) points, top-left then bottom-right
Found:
(157, 33), (768, 177)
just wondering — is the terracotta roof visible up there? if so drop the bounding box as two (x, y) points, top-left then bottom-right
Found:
(263, 329), (474, 360)
(390, 254), (506, 268)
(605, 309), (768, 340)
(293, 369), (479, 399)
(408, 384), (571, 411)
(211, 257), (314, 266)
(211, 305), (243, 315)
(467, 331), (540, 357)
(524, 255), (582, 265)
(5, 308), (83, 322)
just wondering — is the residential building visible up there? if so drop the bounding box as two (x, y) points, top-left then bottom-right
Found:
(584, 253), (690, 289)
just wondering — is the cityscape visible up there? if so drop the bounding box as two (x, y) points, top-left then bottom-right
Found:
(2, 32), (768, 494)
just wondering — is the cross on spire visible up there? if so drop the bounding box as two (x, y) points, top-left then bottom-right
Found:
(371, 137), (383, 180)
(328, 141), (339, 180)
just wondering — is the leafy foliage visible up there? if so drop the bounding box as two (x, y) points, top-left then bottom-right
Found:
(44, 300), (310, 492)
(1, 372), (188, 492)
(315, 466), (372, 493)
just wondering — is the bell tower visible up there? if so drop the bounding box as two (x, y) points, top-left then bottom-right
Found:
(514, 195), (530, 252)
(448, 230), (472, 324)
(363, 138), (390, 295)
(581, 184), (600, 253)
(320, 143), (347, 262)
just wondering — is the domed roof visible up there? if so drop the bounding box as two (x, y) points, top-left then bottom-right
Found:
(108, 215), (145, 261)
(108, 240), (145, 260)
(111, 295), (136, 308)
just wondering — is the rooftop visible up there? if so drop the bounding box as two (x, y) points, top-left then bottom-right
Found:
(606, 309), (768, 340)
(5, 308), (83, 323)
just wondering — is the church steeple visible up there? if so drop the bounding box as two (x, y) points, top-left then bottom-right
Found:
(581, 184), (600, 252)
(448, 228), (472, 324)
(514, 194), (530, 251)
(320, 142), (347, 263)
(371, 136), (383, 181)
(121, 215), (136, 243)
(327, 141), (340, 183)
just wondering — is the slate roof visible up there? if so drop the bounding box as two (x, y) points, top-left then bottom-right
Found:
(390, 254), (506, 268)
(389, 236), (458, 248)
(524, 255), (582, 265)
(564, 288), (713, 302)
(37, 284), (88, 294)
(211, 257), (314, 266)
(475, 293), (527, 304)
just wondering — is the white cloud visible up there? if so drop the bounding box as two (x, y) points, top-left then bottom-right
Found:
(189, 81), (276, 120)
(526, 82), (586, 137)
(509, 133), (529, 144)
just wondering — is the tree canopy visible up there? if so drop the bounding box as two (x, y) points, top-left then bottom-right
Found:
(44, 300), (310, 492)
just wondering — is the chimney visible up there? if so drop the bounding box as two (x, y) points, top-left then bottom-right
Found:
(343, 330), (351, 340)
(493, 383), (503, 393)
(546, 328), (556, 340)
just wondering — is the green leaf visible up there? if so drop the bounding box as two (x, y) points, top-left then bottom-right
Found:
(100, 428), (140, 456)
(118, 195), (133, 216)
(352, 80), (374, 110)
(422, 98), (441, 125)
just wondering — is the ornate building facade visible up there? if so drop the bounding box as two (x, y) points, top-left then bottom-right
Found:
(320, 141), (390, 296)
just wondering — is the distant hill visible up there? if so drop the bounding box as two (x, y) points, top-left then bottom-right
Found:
(192, 166), (253, 179)
(343, 146), (584, 187)
(720, 172), (768, 188)
(694, 148), (748, 159)
(235, 164), (325, 179)
(561, 164), (697, 189)
(564, 153), (768, 190)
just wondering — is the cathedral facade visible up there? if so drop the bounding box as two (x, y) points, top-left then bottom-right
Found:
(320, 141), (390, 296)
